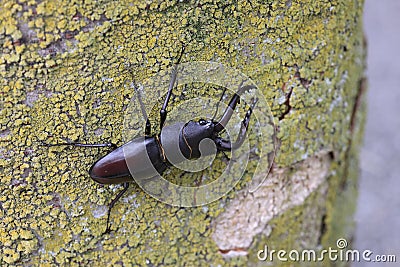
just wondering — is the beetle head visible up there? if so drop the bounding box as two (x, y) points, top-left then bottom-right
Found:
(180, 119), (216, 159)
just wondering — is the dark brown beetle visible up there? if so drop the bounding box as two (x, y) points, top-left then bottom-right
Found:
(47, 50), (257, 233)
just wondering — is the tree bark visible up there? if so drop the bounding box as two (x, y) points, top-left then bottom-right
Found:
(0, 0), (366, 266)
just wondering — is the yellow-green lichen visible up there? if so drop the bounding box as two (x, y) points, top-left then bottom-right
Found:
(0, 0), (365, 266)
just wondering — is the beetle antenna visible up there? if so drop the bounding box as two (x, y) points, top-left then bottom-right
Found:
(40, 141), (117, 149)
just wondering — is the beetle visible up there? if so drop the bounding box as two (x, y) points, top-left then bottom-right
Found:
(46, 50), (258, 233)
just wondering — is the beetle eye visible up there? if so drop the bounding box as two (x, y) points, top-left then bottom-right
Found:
(199, 119), (206, 125)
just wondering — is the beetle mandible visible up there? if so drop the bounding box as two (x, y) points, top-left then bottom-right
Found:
(47, 48), (258, 233)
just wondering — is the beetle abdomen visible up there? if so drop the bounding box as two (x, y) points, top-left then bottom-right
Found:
(89, 136), (168, 184)
(89, 146), (132, 184)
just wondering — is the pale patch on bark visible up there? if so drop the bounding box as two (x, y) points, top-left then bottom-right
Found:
(212, 151), (332, 257)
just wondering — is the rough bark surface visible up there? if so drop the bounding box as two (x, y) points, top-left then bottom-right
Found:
(0, 0), (366, 266)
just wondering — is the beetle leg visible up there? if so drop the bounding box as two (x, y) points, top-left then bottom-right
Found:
(221, 150), (231, 161)
(214, 137), (232, 151)
(231, 97), (258, 149)
(145, 120), (151, 136)
(215, 97), (258, 151)
(159, 46), (185, 130)
(104, 182), (130, 234)
(134, 84), (152, 136)
(159, 64), (176, 130)
(211, 88), (227, 121)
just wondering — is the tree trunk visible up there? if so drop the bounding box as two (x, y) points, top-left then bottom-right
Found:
(0, 0), (366, 266)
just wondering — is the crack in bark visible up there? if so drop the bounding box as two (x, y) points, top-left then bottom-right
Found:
(340, 76), (366, 190)
(278, 86), (293, 121)
(278, 65), (312, 121)
(349, 77), (367, 133)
